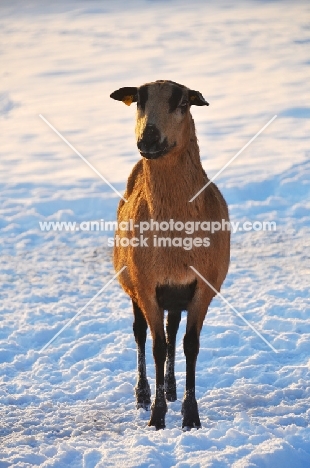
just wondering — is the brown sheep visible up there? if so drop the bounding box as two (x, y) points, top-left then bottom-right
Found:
(110, 80), (230, 430)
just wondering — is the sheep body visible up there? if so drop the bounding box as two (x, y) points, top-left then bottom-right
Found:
(115, 158), (229, 296)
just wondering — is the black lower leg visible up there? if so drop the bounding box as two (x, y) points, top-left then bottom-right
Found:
(148, 334), (167, 429)
(164, 310), (182, 401)
(182, 326), (201, 429)
(132, 301), (151, 410)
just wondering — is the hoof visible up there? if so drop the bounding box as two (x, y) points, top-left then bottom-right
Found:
(148, 400), (167, 430)
(182, 423), (200, 431)
(137, 401), (151, 411)
(135, 379), (151, 411)
(182, 414), (201, 430)
(165, 391), (177, 402)
(182, 392), (201, 429)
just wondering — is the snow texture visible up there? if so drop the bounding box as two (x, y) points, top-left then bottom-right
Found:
(1, 0), (310, 467)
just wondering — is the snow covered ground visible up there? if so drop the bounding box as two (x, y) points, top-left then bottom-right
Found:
(1, 0), (310, 466)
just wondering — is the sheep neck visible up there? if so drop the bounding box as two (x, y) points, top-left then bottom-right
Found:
(142, 119), (206, 219)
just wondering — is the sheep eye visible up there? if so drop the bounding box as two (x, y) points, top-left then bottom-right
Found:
(179, 101), (188, 108)
(178, 101), (188, 113)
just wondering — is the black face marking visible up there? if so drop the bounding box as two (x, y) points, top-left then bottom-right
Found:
(138, 85), (148, 112)
(168, 86), (184, 113)
(156, 280), (197, 312)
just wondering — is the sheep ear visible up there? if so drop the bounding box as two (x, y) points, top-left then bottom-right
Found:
(189, 90), (209, 106)
(110, 87), (138, 106)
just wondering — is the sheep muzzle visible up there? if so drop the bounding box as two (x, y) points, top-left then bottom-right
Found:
(137, 124), (171, 160)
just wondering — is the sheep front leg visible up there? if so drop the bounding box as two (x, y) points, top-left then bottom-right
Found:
(164, 310), (182, 401)
(149, 330), (167, 429)
(133, 301), (151, 410)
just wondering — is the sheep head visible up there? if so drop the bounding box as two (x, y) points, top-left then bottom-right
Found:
(110, 80), (209, 160)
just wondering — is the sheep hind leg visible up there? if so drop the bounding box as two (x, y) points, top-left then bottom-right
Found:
(164, 310), (182, 402)
(182, 325), (201, 429)
(132, 301), (151, 410)
(181, 290), (215, 429)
